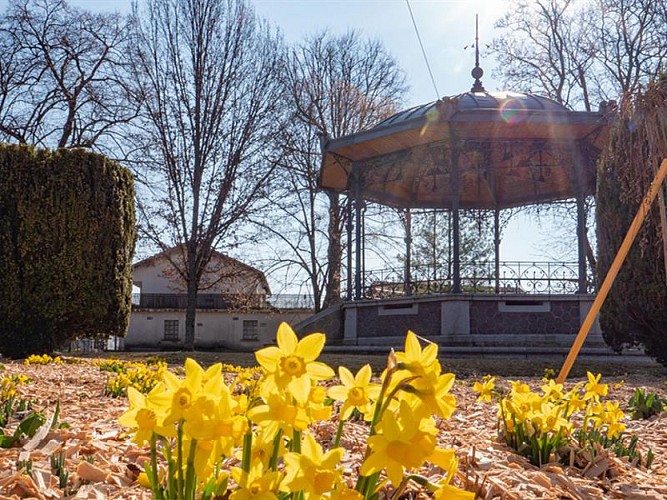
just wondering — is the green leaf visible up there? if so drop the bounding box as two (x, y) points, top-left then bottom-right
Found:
(14, 412), (46, 440)
(0, 434), (17, 448)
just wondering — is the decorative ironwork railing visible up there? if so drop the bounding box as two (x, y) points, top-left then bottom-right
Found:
(131, 293), (315, 310)
(132, 293), (268, 310)
(363, 261), (595, 298)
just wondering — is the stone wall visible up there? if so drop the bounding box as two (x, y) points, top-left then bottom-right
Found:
(469, 300), (580, 334)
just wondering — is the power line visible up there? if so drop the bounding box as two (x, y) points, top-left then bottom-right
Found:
(405, 0), (440, 99)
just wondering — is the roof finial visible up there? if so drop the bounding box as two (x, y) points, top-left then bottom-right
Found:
(471, 14), (485, 93)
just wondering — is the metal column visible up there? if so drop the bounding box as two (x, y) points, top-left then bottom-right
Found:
(353, 163), (363, 300)
(494, 209), (501, 294)
(451, 146), (461, 293)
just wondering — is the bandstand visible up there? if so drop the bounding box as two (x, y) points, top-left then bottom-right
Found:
(315, 62), (612, 354)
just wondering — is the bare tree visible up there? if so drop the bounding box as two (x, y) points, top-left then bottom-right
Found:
(261, 31), (406, 311)
(492, 0), (596, 109)
(0, 0), (136, 151)
(492, 0), (666, 110)
(127, 0), (284, 350)
(592, 0), (666, 103)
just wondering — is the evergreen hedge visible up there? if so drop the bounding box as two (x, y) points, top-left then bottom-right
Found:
(0, 144), (136, 358)
(597, 80), (667, 366)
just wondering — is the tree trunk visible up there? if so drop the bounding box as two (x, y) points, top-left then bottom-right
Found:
(184, 244), (198, 351)
(323, 192), (343, 308)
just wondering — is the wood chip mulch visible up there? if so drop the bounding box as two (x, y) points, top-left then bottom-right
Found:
(0, 360), (665, 499)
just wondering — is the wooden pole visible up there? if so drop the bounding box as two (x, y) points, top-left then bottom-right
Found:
(557, 158), (667, 383)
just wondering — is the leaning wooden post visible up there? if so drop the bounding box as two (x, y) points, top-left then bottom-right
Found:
(557, 158), (667, 383)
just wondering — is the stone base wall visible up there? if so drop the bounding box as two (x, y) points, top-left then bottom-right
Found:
(470, 299), (580, 335)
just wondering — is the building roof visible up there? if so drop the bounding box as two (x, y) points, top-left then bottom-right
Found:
(319, 90), (608, 210)
(133, 245), (271, 295)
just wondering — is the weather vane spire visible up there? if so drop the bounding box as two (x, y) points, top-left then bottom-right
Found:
(471, 14), (485, 93)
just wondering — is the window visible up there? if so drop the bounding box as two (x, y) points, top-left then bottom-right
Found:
(242, 320), (258, 341)
(163, 320), (179, 341)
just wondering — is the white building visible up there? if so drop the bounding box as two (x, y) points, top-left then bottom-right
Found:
(124, 246), (310, 350)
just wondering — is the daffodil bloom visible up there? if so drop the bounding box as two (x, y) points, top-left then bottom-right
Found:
(329, 484), (364, 500)
(308, 384), (333, 421)
(510, 381), (531, 394)
(584, 372), (608, 401)
(255, 323), (334, 403)
(150, 359), (205, 424)
(541, 379), (564, 401)
(328, 365), (379, 420)
(184, 390), (245, 457)
(118, 386), (175, 445)
(361, 401), (453, 486)
(137, 471), (152, 489)
(564, 388), (588, 417)
(531, 402), (571, 434)
(230, 463), (281, 500)
(473, 376), (496, 403)
(593, 401), (626, 439)
(236, 428), (285, 467)
(248, 393), (310, 438)
(394, 331), (441, 377)
(403, 371), (457, 420)
(282, 432), (344, 498)
(432, 452), (475, 500)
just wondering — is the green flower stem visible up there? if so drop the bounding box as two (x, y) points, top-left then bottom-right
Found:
(163, 438), (177, 498)
(184, 438), (198, 500)
(177, 421), (185, 497)
(355, 475), (368, 495)
(242, 430), (253, 474)
(149, 434), (164, 500)
(291, 430), (302, 453)
(363, 471), (381, 500)
(406, 474), (437, 490)
(390, 476), (410, 500)
(333, 416), (345, 448)
(269, 430), (282, 471)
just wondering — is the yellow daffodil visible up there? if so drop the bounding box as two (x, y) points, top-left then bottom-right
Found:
(329, 484), (364, 500)
(137, 471), (152, 489)
(118, 387), (174, 445)
(328, 365), (379, 420)
(230, 463), (281, 500)
(531, 402), (571, 434)
(473, 376), (496, 403)
(404, 371), (457, 420)
(150, 359), (205, 424)
(562, 387), (587, 415)
(541, 379), (564, 401)
(236, 428), (285, 467)
(584, 372), (608, 401)
(248, 393), (310, 438)
(395, 331), (441, 377)
(255, 323), (334, 403)
(308, 384), (333, 422)
(361, 401), (452, 486)
(510, 381), (531, 394)
(282, 432), (344, 498)
(432, 453), (475, 500)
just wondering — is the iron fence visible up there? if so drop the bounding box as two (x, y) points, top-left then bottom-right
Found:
(131, 292), (315, 310)
(364, 261), (595, 298)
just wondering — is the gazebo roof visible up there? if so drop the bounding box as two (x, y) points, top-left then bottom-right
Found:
(319, 91), (608, 210)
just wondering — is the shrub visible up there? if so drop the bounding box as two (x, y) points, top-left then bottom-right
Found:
(0, 144), (136, 358)
(596, 78), (667, 365)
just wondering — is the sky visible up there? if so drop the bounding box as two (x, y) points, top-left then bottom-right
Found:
(0, 0), (569, 265)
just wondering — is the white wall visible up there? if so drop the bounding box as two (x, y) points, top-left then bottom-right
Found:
(124, 310), (311, 351)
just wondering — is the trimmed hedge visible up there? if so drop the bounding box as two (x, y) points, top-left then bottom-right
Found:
(596, 80), (667, 366)
(0, 144), (136, 358)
